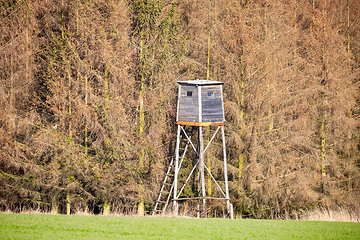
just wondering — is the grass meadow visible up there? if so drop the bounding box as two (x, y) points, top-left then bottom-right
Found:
(0, 213), (359, 239)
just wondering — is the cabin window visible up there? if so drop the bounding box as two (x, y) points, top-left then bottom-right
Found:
(187, 91), (192, 97)
(207, 91), (214, 97)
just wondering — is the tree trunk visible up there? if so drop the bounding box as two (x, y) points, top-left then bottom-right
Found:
(138, 35), (145, 216)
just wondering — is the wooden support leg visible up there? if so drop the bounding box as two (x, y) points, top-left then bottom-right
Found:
(221, 125), (233, 219)
(174, 125), (181, 216)
(199, 126), (207, 218)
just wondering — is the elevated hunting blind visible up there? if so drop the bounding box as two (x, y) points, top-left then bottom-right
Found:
(176, 80), (225, 125)
(152, 80), (233, 218)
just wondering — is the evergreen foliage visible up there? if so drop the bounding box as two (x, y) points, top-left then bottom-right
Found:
(0, 0), (359, 218)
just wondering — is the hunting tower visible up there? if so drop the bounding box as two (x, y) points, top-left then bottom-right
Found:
(152, 80), (233, 218)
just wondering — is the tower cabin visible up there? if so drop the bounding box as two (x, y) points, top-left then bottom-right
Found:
(176, 80), (225, 126)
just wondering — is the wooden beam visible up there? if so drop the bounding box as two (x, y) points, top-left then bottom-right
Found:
(199, 126), (207, 218)
(177, 121), (224, 126)
(221, 125), (233, 219)
(173, 125), (181, 216)
(174, 197), (230, 201)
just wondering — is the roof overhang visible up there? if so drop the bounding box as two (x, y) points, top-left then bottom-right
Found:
(176, 80), (224, 86)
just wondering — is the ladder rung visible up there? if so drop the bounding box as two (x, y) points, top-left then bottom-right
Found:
(166, 174), (174, 177)
(157, 200), (167, 204)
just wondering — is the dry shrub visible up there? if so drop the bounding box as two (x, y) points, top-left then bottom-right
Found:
(300, 207), (360, 222)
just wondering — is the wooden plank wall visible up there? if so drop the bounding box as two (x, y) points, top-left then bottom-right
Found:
(201, 86), (224, 122)
(177, 84), (224, 123)
(178, 85), (199, 122)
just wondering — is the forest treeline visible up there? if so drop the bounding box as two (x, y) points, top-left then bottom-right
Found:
(1, 0), (359, 218)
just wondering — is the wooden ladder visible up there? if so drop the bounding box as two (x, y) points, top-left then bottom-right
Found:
(152, 156), (175, 215)
(152, 137), (191, 215)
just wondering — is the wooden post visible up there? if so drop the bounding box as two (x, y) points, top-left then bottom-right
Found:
(174, 124), (181, 216)
(221, 125), (233, 219)
(197, 166), (201, 218)
(199, 126), (207, 218)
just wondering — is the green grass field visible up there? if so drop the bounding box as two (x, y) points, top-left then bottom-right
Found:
(0, 213), (359, 239)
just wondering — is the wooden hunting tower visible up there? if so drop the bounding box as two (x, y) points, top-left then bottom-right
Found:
(152, 80), (233, 218)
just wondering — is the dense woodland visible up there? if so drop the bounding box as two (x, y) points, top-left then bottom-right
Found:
(1, 0), (360, 218)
